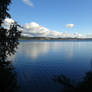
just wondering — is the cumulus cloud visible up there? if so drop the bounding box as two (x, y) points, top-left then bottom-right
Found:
(65, 24), (75, 28)
(3, 18), (14, 26)
(2, 18), (87, 38)
(23, 22), (50, 37)
(22, 22), (84, 38)
(2, 18), (23, 32)
(22, 0), (34, 7)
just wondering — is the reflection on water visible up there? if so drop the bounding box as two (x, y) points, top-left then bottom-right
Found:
(17, 41), (83, 60)
(53, 60), (92, 92)
(19, 42), (51, 59)
(14, 41), (92, 92)
(0, 61), (19, 92)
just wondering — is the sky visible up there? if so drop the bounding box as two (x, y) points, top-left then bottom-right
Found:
(6, 0), (92, 38)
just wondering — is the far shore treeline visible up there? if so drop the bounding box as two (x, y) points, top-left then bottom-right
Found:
(19, 36), (92, 40)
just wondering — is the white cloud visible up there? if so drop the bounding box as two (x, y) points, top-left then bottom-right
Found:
(22, 0), (34, 7)
(3, 18), (90, 38)
(23, 22), (50, 37)
(2, 18), (23, 32)
(85, 34), (92, 38)
(22, 22), (84, 38)
(3, 18), (14, 26)
(65, 24), (75, 28)
(2, 18), (14, 29)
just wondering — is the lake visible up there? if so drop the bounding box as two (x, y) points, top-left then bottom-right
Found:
(10, 41), (92, 92)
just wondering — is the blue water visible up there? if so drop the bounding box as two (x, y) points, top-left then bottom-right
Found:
(12, 41), (92, 92)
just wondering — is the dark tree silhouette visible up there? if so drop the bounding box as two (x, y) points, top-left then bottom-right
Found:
(0, 60), (19, 92)
(0, 0), (11, 26)
(0, 0), (21, 61)
(0, 0), (21, 92)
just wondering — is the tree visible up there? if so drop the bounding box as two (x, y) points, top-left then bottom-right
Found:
(0, 1), (21, 91)
(0, 0), (11, 26)
(0, 0), (21, 60)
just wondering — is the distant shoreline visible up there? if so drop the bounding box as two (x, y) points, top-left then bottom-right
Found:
(19, 36), (92, 41)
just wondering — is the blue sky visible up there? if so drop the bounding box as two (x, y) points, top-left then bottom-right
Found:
(9, 0), (92, 35)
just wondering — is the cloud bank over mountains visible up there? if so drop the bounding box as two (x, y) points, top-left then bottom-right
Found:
(2, 18), (91, 38)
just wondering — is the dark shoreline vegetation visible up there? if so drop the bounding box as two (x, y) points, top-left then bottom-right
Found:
(19, 36), (92, 41)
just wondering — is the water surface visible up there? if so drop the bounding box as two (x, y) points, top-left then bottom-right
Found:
(11, 41), (92, 92)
